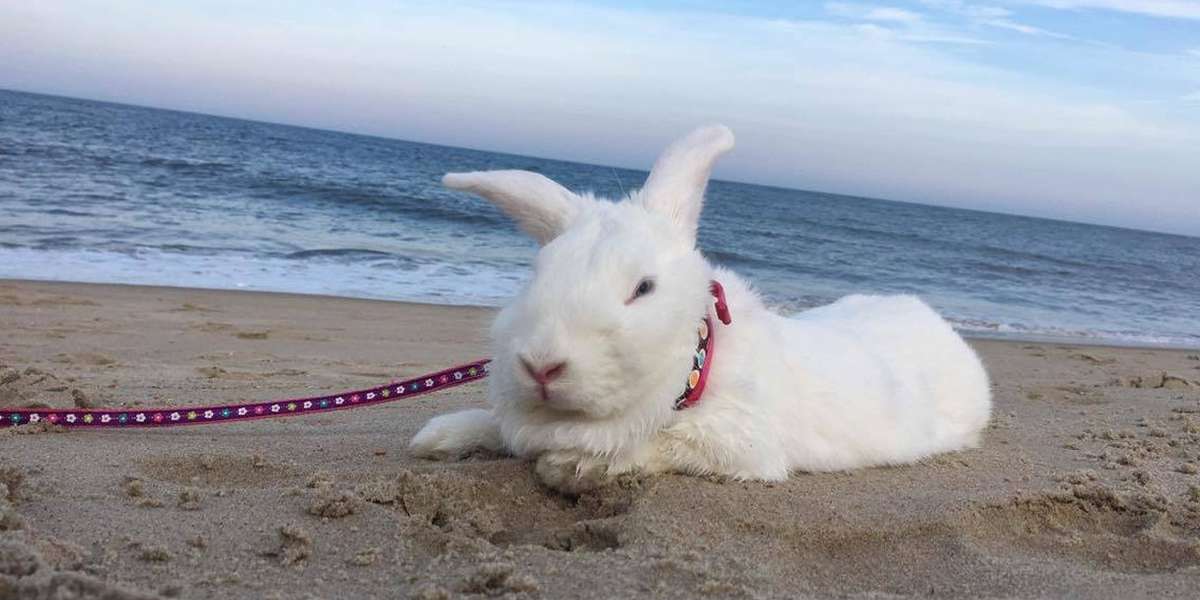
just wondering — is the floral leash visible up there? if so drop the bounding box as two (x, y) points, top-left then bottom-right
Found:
(0, 359), (490, 430)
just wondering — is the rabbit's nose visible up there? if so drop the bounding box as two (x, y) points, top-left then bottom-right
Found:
(520, 357), (567, 385)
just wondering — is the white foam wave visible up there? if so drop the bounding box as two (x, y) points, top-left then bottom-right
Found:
(5, 246), (1198, 350)
(0, 247), (523, 307)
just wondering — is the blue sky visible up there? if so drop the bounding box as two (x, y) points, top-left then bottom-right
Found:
(2, 1), (1198, 235)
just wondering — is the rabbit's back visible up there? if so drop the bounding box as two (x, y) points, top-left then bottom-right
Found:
(764, 294), (992, 471)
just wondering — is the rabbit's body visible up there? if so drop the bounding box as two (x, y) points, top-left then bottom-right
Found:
(410, 125), (992, 491)
(681, 271), (991, 478)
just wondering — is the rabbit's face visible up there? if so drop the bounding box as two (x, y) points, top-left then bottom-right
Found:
(442, 125), (734, 421)
(490, 202), (711, 417)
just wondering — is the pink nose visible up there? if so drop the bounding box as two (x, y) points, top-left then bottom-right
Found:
(521, 358), (567, 385)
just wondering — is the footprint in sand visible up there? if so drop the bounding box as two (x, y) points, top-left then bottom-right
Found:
(50, 352), (118, 367)
(356, 464), (635, 553)
(774, 485), (1200, 596)
(189, 322), (232, 333)
(137, 454), (297, 489)
(959, 487), (1200, 575)
(28, 296), (99, 307)
(168, 303), (218, 313)
(1112, 372), (1196, 390)
(1071, 353), (1116, 365)
(195, 366), (304, 379)
(1024, 385), (1108, 406)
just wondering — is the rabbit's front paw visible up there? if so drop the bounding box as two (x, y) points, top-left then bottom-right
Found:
(535, 450), (609, 495)
(408, 409), (499, 460)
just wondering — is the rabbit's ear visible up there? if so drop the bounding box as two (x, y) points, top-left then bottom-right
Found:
(443, 170), (584, 245)
(638, 125), (734, 243)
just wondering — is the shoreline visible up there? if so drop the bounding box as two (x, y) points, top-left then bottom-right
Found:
(3, 278), (1200, 599)
(5, 277), (1195, 352)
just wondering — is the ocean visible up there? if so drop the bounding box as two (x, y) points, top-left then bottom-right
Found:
(2, 89), (1198, 348)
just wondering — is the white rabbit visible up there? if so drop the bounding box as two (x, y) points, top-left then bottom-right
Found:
(409, 125), (992, 493)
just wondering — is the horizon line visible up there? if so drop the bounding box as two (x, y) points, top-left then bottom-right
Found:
(4, 85), (1195, 242)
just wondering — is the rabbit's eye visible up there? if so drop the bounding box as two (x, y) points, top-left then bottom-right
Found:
(628, 277), (655, 303)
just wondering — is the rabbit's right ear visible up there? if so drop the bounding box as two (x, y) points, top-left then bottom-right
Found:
(443, 170), (584, 245)
(637, 125), (734, 244)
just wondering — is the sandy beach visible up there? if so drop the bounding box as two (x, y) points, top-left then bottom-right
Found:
(2, 279), (1199, 599)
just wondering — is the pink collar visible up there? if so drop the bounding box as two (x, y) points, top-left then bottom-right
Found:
(673, 280), (731, 411)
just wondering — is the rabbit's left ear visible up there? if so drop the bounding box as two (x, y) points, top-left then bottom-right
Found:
(443, 170), (585, 245)
(637, 125), (734, 244)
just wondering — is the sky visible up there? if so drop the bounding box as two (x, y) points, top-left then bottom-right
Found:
(1, 1), (1198, 236)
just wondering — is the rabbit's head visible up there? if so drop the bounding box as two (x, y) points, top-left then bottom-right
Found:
(444, 126), (733, 420)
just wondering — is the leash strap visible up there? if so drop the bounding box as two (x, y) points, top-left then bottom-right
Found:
(0, 359), (491, 430)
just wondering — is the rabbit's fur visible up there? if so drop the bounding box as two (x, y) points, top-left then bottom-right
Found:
(410, 125), (992, 492)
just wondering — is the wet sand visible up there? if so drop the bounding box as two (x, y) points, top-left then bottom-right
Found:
(2, 279), (1199, 599)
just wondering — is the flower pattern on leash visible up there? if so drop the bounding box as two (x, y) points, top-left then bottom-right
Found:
(0, 359), (491, 429)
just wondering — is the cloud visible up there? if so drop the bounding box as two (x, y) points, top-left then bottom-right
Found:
(958, 5), (1013, 19)
(981, 18), (1077, 39)
(826, 3), (926, 24)
(841, 22), (990, 45)
(917, 0), (1078, 38)
(1183, 90), (1200, 101)
(826, 2), (992, 44)
(915, 0), (1077, 38)
(1019, 0), (1200, 20)
(866, 6), (927, 23)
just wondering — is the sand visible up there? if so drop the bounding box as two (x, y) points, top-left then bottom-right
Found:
(2, 279), (1199, 599)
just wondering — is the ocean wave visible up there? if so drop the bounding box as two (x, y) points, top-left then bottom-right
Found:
(40, 208), (99, 217)
(138, 156), (235, 172)
(0, 246), (525, 307)
(946, 317), (1200, 349)
(236, 174), (510, 229)
(285, 248), (395, 260)
(704, 249), (786, 271)
(773, 206), (1099, 272)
